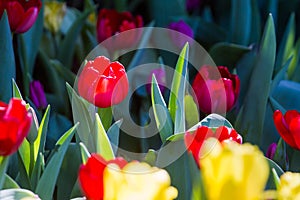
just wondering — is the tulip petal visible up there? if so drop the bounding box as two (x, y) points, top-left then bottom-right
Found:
(289, 117), (300, 149)
(273, 110), (298, 148)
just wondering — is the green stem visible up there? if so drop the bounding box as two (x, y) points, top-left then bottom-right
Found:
(29, 143), (35, 177)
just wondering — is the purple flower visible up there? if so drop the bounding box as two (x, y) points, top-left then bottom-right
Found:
(266, 143), (277, 160)
(186, 0), (201, 12)
(168, 20), (194, 49)
(146, 68), (166, 94)
(30, 80), (47, 109)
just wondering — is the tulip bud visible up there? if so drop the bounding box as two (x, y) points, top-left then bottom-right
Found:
(26, 107), (39, 144)
(30, 80), (48, 109)
(77, 56), (129, 108)
(0, 0), (42, 33)
(168, 20), (194, 49)
(44, 1), (66, 34)
(266, 143), (277, 160)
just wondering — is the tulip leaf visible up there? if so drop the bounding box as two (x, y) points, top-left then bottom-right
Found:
(249, 0), (261, 43)
(265, 158), (284, 190)
(107, 119), (122, 155)
(151, 75), (173, 142)
(235, 15), (276, 144)
(79, 142), (91, 165)
(270, 57), (291, 94)
(98, 107), (113, 131)
(93, 114), (115, 160)
(17, 4), (44, 96)
(189, 113), (233, 131)
(274, 13), (295, 74)
(0, 189), (40, 200)
(58, 8), (94, 69)
(16, 152), (31, 190)
(209, 42), (251, 71)
(168, 43), (189, 134)
(230, 0), (251, 45)
(30, 153), (43, 191)
(184, 95), (199, 129)
(290, 150), (300, 172)
(273, 80), (300, 111)
(12, 79), (23, 100)
(66, 83), (94, 148)
(34, 105), (51, 161)
(269, 97), (286, 113)
(57, 143), (81, 200)
(273, 138), (288, 171)
(2, 174), (20, 189)
(0, 157), (9, 189)
(0, 12), (15, 102)
(35, 124), (78, 199)
(271, 168), (280, 189)
(18, 137), (31, 175)
(51, 60), (76, 86)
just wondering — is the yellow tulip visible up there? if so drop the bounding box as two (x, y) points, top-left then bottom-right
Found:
(278, 172), (300, 200)
(200, 138), (269, 200)
(103, 162), (178, 200)
(44, 1), (66, 33)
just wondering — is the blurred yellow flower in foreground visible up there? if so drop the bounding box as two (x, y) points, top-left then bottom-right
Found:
(103, 162), (178, 200)
(200, 138), (269, 200)
(278, 172), (300, 200)
(44, 1), (66, 33)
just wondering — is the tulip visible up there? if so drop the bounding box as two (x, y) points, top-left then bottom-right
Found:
(167, 20), (194, 48)
(273, 110), (300, 150)
(29, 80), (47, 109)
(200, 138), (269, 200)
(146, 68), (167, 94)
(184, 126), (242, 164)
(96, 9), (143, 50)
(0, 98), (32, 156)
(278, 172), (300, 200)
(44, 1), (66, 34)
(103, 162), (178, 200)
(266, 143), (277, 160)
(192, 65), (240, 114)
(78, 154), (127, 200)
(77, 56), (129, 108)
(0, 0), (42, 33)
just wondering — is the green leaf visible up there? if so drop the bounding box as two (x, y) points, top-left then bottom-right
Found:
(98, 107), (112, 131)
(0, 189), (40, 200)
(144, 149), (157, 166)
(0, 157), (9, 189)
(230, 0), (251, 45)
(0, 12), (15, 102)
(271, 168), (280, 189)
(273, 138), (288, 170)
(57, 143), (81, 200)
(79, 142), (91, 165)
(270, 57), (291, 94)
(151, 75), (173, 142)
(235, 15), (276, 144)
(17, 4), (44, 96)
(12, 79), (23, 100)
(184, 95), (199, 129)
(16, 152), (31, 190)
(93, 113), (115, 160)
(34, 106), (51, 161)
(209, 42), (251, 71)
(18, 137), (31, 175)
(168, 43), (189, 134)
(2, 174), (20, 189)
(66, 83), (94, 148)
(107, 120), (122, 155)
(30, 153), (43, 191)
(58, 8), (94, 69)
(51, 60), (76, 86)
(190, 113), (233, 131)
(249, 0), (261, 43)
(265, 158), (284, 190)
(35, 124), (78, 199)
(274, 13), (295, 74)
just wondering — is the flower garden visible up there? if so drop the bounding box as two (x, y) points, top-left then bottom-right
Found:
(0, 0), (300, 199)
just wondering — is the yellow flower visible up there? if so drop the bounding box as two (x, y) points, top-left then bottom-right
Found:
(278, 172), (300, 200)
(103, 162), (178, 200)
(44, 1), (66, 33)
(200, 138), (269, 200)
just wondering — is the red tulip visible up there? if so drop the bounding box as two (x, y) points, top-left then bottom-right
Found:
(184, 126), (242, 164)
(0, 0), (42, 33)
(192, 65), (240, 114)
(77, 56), (129, 108)
(273, 110), (300, 150)
(96, 9), (143, 50)
(0, 98), (32, 156)
(79, 154), (127, 200)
